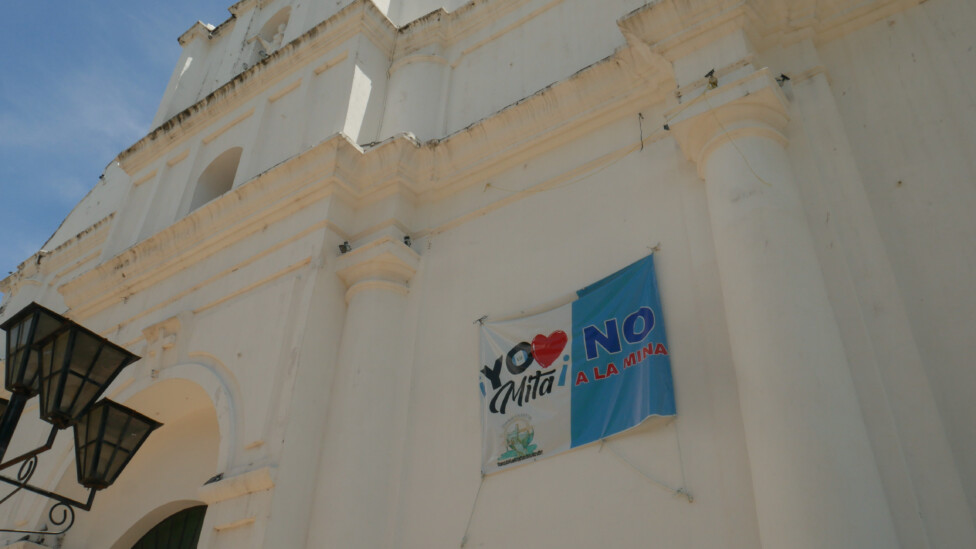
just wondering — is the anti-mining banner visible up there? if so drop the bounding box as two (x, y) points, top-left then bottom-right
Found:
(479, 254), (676, 474)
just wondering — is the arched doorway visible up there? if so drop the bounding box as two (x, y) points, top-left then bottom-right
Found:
(131, 505), (207, 549)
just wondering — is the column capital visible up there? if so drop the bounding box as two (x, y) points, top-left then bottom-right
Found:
(335, 237), (420, 303)
(668, 69), (790, 179)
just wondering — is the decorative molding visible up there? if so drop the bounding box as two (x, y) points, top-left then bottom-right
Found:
(202, 107), (256, 144)
(228, 0), (256, 18)
(449, 0), (566, 68)
(267, 78), (302, 103)
(25, 0), (925, 325)
(393, 0), (540, 60)
(58, 35), (669, 320)
(178, 21), (216, 47)
(142, 315), (181, 361)
(132, 169), (158, 187)
(0, 214), (114, 295)
(227, 0), (257, 17)
(313, 51), (349, 75)
(335, 237), (420, 303)
(74, 216), (331, 334)
(192, 257), (311, 314)
(167, 149), (191, 167)
(119, 1), (398, 175)
(667, 69), (790, 178)
(197, 466), (275, 505)
(389, 54), (449, 75)
(618, 0), (927, 58)
(213, 517), (256, 532)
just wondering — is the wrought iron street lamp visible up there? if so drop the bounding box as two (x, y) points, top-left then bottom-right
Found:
(0, 303), (161, 538)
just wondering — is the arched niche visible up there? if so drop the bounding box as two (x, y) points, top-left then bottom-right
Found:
(248, 7), (291, 66)
(189, 147), (242, 212)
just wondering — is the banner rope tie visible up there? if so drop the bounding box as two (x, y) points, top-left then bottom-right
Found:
(673, 419), (692, 502)
(600, 436), (693, 503)
(460, 473), (486, 547)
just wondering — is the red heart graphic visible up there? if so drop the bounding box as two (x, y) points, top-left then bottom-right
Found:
(532, 331), (568, 368)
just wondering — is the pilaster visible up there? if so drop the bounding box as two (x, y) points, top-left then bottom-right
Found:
(308, 234), (419, 548)
(668, 63), (899, 547)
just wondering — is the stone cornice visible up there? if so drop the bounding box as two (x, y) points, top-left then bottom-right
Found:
(122, 0), (927, 179)
(39, 0), (922, 317)
(178, 21), (217, 47)
(228, 0), (257, 17)
(119, 0), (593, 177)
(393, 0), (538, 59)
(59, 139), (353, 319)
(0, 214), (113, 296)
(57, 36), (671, 319)
(119, 0), (398, 175)
(619, 0), (926, 56)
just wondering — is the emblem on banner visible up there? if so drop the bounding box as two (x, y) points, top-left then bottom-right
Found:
(498, 415), (543, 467)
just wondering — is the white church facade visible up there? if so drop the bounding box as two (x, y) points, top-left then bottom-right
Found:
(1, 0), (975, 547)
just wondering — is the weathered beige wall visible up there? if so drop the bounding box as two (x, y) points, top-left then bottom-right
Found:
(818, 0), (976, 525)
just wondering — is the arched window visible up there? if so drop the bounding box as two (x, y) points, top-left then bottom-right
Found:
(131, 505), (207, 549)
(189, 147), (242, 212)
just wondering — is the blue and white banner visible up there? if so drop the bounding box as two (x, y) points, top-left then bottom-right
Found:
(479, 254), (676, 473)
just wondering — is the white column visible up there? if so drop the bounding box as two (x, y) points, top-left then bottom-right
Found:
(670, 70), (899, 549)
(308, 237), (419, 548)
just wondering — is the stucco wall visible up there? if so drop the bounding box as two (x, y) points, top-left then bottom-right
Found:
(818, 1), (976, 523)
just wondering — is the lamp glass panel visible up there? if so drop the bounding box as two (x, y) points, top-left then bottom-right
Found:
(120, 420), (152, 452)
(98, 406), (132, 482)
(71, 381), (102, 421)
(68, 332), (100, 376)
(62, 332), (101, 418)
(33, 311), (63, 342)
(73, 404), (102, 488)
(8, 321), (21, 351)
(96, 443), (124, 480)
(4, 307), (69, 394)
(6, 350), (22, 382)
(4, 317), (30, 392)
(61, 376), (84, 417)
(13, 318), (28, 348)
(91, 345), (128, 383)
(74, 400), (160, 489)
(38, 331), (70, 424)
(23, 350), (38, 391)
(76, 343), (130, 418)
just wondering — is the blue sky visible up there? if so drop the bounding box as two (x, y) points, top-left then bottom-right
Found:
(0, 1), (234, 287)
